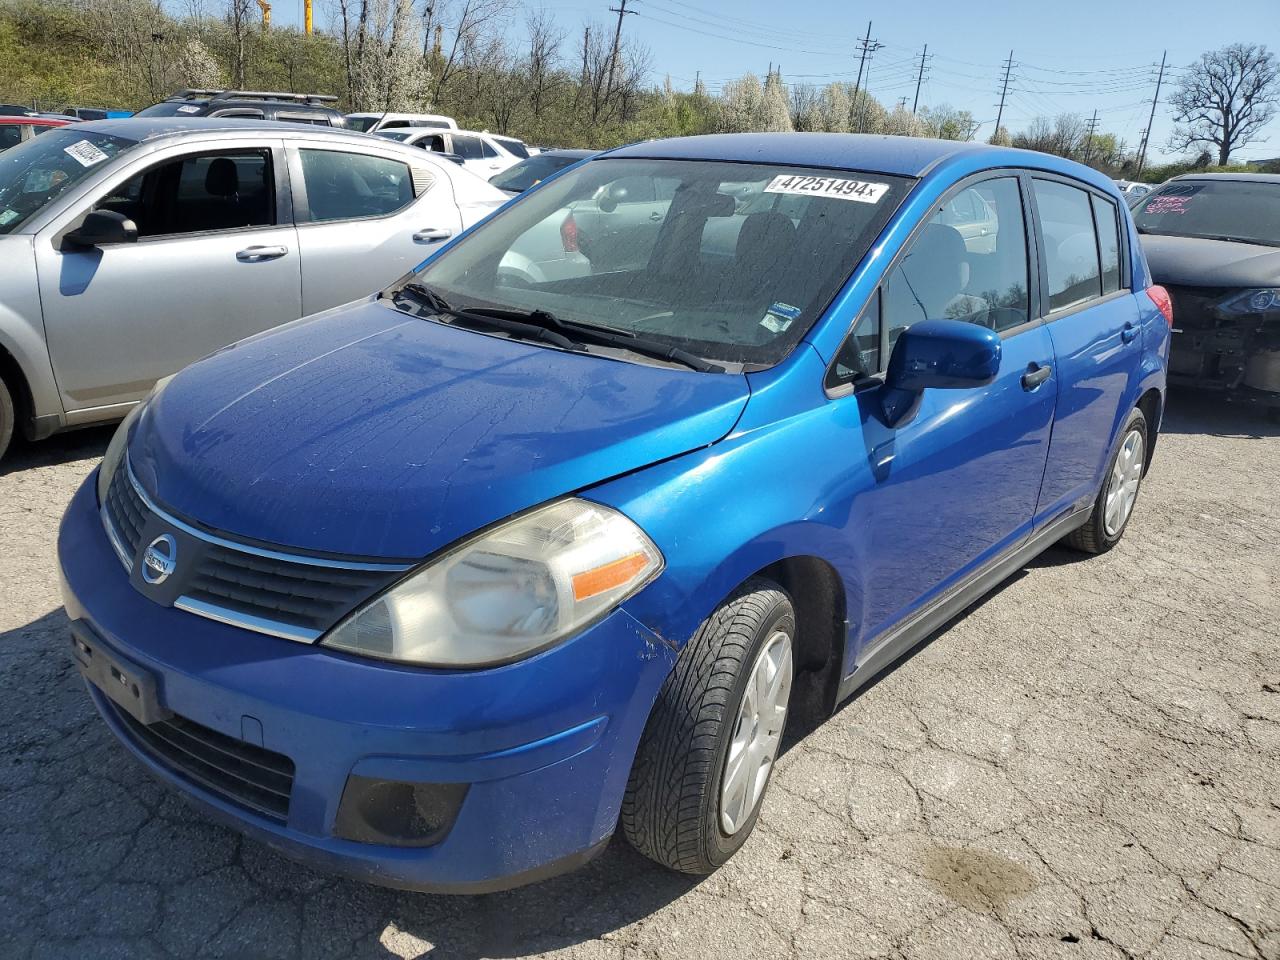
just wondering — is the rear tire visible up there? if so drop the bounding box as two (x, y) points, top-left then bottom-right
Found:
(0, 376), (14, 464)
(621, 578), (794, 874)
(1062, 407), (1148, 554)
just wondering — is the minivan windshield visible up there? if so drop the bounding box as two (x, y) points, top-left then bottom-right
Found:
(0, 128), (135, 235)
(1132, 179), (1280, 246)
(411, 158), (912, 367)
(345, 115), (378, 132)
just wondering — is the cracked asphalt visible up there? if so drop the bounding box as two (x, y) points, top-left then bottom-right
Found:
(1, 393), (1277, 960)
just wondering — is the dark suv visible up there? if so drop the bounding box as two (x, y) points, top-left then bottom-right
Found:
(135, 89), (345, 127)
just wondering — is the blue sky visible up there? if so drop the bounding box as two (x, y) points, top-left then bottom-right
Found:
(292, 0), (1280, 162)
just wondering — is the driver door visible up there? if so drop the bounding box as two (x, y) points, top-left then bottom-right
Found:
(34, 140), (300, 415)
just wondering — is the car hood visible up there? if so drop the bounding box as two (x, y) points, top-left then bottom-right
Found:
(1141, 233), (1280, 287)
(130, 301), (749, 559)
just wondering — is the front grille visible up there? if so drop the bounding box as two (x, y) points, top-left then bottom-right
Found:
(103, 463), (147, 564)
(186, 544), (397, 636)
(108, 701), (295, 821)
(101, 458), (409, 642)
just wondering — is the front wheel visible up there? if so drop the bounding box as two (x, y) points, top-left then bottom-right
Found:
(621, 579), (794, 874)
(1062, 406), (1148, 554)
(0, 376), (14, 464)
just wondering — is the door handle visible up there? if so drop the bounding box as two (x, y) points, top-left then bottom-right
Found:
(236, 245), (288, 262)
(1022, 363), (1052, 390)
(413, 227), (453, 243)
(1121, 322), (1139, 343)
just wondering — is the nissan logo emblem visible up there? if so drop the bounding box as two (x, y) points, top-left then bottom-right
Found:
(141, 533), (178, 585)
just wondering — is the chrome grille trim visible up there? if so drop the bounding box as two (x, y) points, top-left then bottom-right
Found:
(123, 458), (412, 573)
(101, 458), (409, 647)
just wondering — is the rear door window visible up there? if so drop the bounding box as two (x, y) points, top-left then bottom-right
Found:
(1092, 194), (1122, 294)
(299, 149), (415, 222)
(451, 136), (483, 160)
(1032, 179), (1102, 311)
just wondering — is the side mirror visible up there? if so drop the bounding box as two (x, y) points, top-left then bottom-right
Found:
(64, 210), (137, 249)
(881, 319), (1001, 426)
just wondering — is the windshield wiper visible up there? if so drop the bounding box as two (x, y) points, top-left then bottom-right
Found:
(392, 283), (580, 351)
(460, 305), (725, 374)
(1196, 234), (1278, 248)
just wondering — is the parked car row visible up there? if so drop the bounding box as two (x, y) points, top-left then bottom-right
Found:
(36, 125), (1176, 894)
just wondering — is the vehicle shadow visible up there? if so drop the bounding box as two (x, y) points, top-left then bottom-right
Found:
(0, 605), (704, 959)
(0, 425), (112, 477)
(1158, 389), (1279, 438)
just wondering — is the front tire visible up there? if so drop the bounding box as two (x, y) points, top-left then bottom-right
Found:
(1062, 406), (1148, 554)
(0, 376), (14, 464)
(621, 578), (794, 874)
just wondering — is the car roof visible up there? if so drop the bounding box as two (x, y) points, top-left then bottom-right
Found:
(63, 116), (372, 144)
(536, 148), (594, 159)
(606, 132), (1092, 180)
(1170, 172), (1280, 184)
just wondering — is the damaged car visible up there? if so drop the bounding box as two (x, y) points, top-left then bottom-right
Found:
(1133, 173), (1280, 419)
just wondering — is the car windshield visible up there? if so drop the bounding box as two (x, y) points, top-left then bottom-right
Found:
(413, 158), (911, 368)
(0, 128), (135, 235)
(375, 130), (413, 141)
(1132, 179), (1280, 246)
(490, 154), (585, 192)
(346, 115), (378, 132)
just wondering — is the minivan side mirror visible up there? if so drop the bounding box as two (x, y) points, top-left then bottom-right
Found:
(881, 319), (1002, 427)
(63, 210), (138, 249)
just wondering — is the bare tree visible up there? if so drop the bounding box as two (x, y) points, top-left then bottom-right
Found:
(524, 6), (563, 120)
(1169, 43), (1279, 166)
(430, 0), (512, 106)
(226, 0), (252, 87)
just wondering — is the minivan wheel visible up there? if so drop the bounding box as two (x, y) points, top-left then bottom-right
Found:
(0, 377), (14, 463)
(621, 578), (794, 874)
(1062, 407), (1148, 554)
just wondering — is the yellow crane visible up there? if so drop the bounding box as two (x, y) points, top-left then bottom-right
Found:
(256, 0), (312, 33)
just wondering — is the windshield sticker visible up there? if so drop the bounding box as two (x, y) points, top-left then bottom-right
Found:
(764, 174), (889, 204)
(0, 209), (18, 226)
(63, 140), (110, 168)
(1145, 195), (1191, 215)
(176, 105), (202, 114)
(760, 302), (802, 334)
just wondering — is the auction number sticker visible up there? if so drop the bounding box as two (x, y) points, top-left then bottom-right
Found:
(176, 105), (202, 114)
(63, 140), (110, 168)
(764, 174), (889, 203)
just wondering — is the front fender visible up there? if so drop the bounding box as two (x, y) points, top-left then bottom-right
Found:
(0, 234), (62, 435)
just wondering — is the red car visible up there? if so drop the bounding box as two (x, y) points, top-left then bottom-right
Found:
(0, 115), (73, 152)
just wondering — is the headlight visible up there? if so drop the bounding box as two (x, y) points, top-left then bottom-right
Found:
(321, 499), (663, 667)
(96, 375), (173, 504)
(1219, 288), (1280, 317)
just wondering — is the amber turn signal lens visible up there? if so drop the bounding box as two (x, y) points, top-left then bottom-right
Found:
(572, 551), (650, 601)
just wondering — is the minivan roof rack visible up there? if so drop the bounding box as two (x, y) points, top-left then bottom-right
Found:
(172, 89), (338, 104)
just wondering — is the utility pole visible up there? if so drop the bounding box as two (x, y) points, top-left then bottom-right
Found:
(993, 50), (1014, 140)
(912, 43), (930, 114)
(896, 96), (909, 111)
(1136, 51), (1166, 179)
(604, 0), (638, 104)
(852, 22), (883, 133)
(1083, 109), (1099, 163)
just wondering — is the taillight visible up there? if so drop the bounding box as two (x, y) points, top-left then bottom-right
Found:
(1146, 285), (1173, 327)
(560, 213), (579, 252)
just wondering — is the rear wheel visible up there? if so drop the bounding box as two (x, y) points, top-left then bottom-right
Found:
(1062, 407), (1148, 554)
(621, 578), (794, 874)
(0, 376), (14, 463)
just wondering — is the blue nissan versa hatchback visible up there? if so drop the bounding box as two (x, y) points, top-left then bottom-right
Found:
(58, 134), (1171, 891)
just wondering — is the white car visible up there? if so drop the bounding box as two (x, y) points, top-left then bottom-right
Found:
(346, 112), (458, 134)
(0, 117), (507, 460)
(375, 128), (526, 178)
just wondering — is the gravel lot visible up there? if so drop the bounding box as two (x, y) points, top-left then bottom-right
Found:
(1, 393), (1277, 960)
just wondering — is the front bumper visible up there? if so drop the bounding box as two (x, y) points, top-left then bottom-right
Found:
(58, 475), (677, 892)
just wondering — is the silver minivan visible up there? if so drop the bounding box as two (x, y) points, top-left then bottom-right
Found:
(0, 118), (506, 460)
